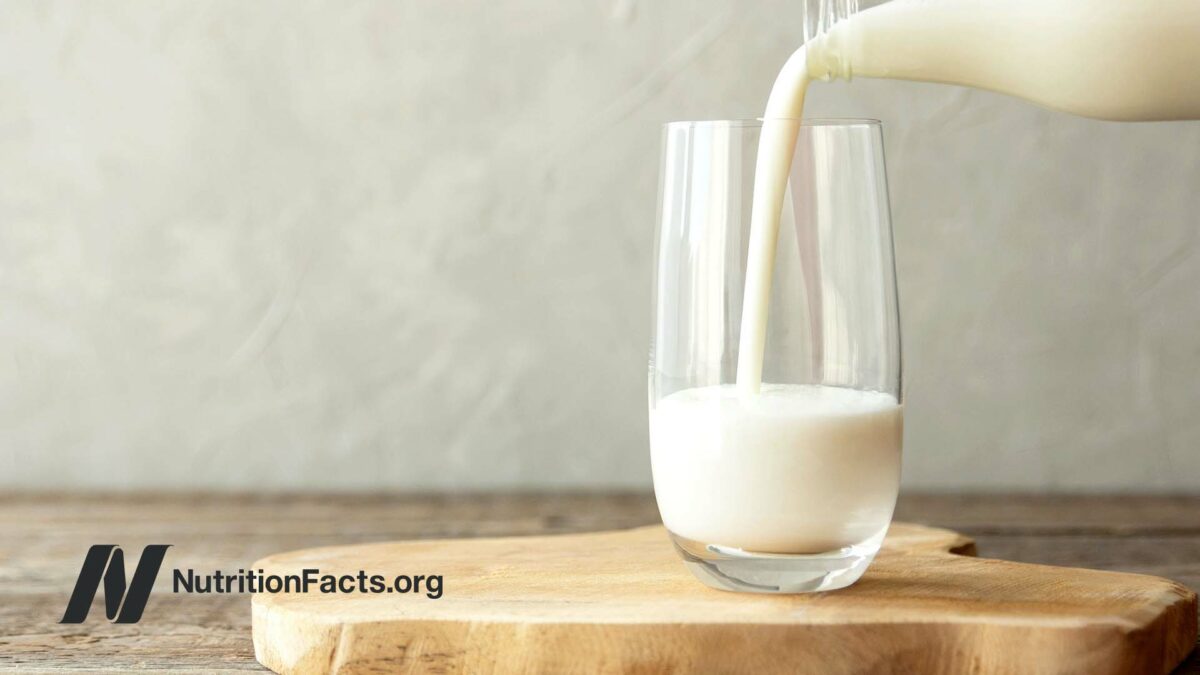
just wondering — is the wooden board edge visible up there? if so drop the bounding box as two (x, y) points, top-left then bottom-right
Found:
(252, 604), (1199, 675)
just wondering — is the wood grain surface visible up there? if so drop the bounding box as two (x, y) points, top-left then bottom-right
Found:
(2, 494), (1200, 673)
(251, 523), (1195, 674)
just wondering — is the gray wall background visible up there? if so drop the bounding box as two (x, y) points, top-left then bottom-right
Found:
(2, 1), (1198, 491)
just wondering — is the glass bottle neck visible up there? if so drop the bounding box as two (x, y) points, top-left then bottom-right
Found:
(803, 0), (860, 43)
(803, 0), (861, 81)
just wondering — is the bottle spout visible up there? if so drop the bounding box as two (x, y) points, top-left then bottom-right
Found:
(802, 0), (861, 81)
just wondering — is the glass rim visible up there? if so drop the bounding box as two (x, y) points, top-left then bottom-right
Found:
(663, 117), (881, 130)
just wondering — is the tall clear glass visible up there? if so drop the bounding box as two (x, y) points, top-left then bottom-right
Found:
(650, 119), (902, 593)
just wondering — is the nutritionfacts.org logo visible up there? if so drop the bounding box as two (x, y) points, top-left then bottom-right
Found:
(60, 544), (443, 623)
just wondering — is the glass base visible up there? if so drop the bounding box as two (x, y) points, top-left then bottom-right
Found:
(668, 530), (881, 593)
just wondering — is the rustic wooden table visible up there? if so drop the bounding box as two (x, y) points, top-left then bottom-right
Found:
(1, 494), (1198, 673)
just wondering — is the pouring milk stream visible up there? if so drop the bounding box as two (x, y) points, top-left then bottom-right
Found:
(653, 0), (1200, 554)
(739, 0), (1200, 395)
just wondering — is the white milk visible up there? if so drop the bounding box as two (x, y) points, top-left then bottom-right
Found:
(734, 47), (812, 395)
(810, 0), (1200, 122)
(650, 384), (902, 553)
(737, 0), (1200, 394)
(692, 0), (1200, 553)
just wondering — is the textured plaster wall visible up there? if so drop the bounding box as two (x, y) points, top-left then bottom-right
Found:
(2, 1), (1198, 491)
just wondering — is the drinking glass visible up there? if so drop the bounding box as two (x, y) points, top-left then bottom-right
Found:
(650, 119), (902, 593)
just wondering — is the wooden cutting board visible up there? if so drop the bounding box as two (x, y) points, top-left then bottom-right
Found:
(251, 523), (1196, 675)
